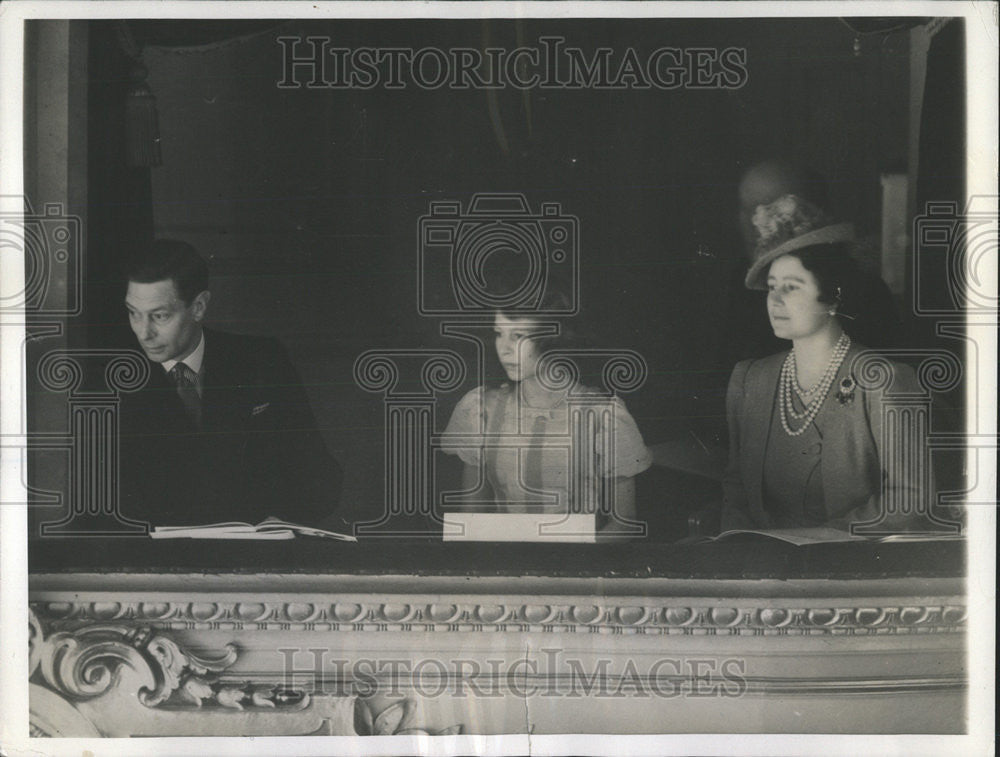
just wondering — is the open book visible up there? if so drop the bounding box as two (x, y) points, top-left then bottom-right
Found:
(709, 527), (964, 546)
(150, 519), (357, 541)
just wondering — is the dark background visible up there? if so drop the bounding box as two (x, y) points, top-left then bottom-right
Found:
(60, 17), (963, 536)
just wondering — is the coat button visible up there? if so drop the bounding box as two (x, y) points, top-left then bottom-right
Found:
(803, 442), (822, 456)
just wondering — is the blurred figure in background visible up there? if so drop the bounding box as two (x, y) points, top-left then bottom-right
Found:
(728, 159), (903, 363)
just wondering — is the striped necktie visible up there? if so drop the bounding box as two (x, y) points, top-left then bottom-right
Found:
(170, 362), (201, 428)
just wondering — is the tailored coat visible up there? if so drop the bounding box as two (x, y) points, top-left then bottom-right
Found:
(721, 343), (931, 533)
(119, 328), (342, 527)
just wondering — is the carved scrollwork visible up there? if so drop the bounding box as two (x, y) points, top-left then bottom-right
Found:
(29, 608), (45, 678)
(31, 614), (317, 715)
(37, 623), (237, 707)
(40, 628), (148, 701)
(139, 631), (237, 705)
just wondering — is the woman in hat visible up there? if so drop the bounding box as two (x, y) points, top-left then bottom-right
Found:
(720, 194), (929, 534)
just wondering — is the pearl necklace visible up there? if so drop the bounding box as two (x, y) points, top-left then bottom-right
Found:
(779, 333), (851, 436)
(794, 364), (825, 396)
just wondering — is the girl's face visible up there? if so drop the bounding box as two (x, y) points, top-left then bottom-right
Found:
(766, 255), (833, 341)
(494, 312), (542, 382)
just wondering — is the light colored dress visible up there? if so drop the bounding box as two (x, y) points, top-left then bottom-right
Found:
(442, 383), (652, 514)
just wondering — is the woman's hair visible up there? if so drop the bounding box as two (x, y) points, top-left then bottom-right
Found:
(787, 243), (864, 324)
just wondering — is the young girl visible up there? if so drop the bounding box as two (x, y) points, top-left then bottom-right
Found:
(442, 299), (652, 533)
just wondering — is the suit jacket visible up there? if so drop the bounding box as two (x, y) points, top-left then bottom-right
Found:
(721, 344), (927, 532)
(120, 328), (342, 527)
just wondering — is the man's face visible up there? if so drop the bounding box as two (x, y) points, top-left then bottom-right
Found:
(125, 279), (209, 363)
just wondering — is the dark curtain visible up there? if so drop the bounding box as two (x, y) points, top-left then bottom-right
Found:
(913, 19), (966, 500)
(914, 19), (966, 319)
(85, 21), (285, 350)
(86, 21), (155, 349)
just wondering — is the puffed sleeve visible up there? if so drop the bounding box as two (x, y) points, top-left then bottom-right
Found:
(441, 387), (486, 467)
(595, 397), (653, 478)
(721, 360), (757, 530)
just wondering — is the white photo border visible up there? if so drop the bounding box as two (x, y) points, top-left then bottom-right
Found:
(1, 2), (995, 755)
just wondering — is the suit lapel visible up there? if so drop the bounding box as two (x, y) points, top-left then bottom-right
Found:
(199, 329), (247, 431)
(744, 352), (783, 518)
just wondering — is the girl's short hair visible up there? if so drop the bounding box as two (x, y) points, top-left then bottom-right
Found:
(495, 288), (579, 353)
(485, 256), (581, 352)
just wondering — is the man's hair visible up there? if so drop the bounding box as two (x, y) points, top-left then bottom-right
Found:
(124, 239), (209, 304)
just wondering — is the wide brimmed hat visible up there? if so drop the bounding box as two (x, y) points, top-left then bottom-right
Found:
(744, 194), (855, 290)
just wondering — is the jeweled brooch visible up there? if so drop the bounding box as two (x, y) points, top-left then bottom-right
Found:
(836, 375), (856, 405)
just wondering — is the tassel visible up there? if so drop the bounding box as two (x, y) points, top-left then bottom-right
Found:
(125, 63), (162, 167)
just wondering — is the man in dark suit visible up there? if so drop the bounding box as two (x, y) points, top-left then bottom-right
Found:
(120, 239), (342, 527)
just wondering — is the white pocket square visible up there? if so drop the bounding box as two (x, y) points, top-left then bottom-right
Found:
(251, 402), (270, 416)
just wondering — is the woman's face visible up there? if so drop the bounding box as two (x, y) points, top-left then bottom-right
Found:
(494, 312), (542, 382)
(766, 255), (832, 341)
